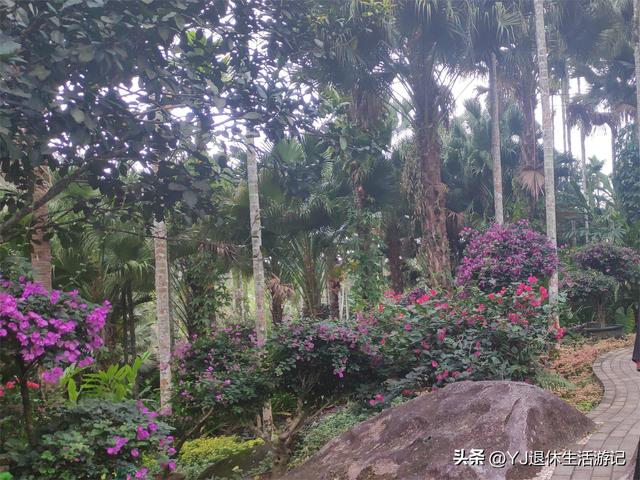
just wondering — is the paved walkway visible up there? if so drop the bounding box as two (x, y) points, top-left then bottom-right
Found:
(550, 347), (640, 480)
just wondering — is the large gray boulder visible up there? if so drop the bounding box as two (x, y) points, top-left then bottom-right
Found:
(284, 381), (594, 480)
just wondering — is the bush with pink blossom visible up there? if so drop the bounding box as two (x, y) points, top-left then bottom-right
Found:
(171, 318), (384, 476)
(370, 278), (563, 396)
(171, 324), (272, 426)
(456, 221), (558, 291)
(0, 276), (110, 442)
(8, 399), (176, 480)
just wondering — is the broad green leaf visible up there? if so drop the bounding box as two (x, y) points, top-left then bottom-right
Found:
(70, 108), (85, 123)
(0, 34), (20, 56)
(78, 45), (95, 63)
(62, 0), (84, 8)
(183, 190), (198, 207)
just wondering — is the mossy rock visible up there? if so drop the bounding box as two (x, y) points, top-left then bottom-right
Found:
(196, 444), (270, 480)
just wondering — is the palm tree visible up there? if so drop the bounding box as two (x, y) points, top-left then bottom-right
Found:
(30, 166), (52, 289)
(489, 52), (504, 224)
(246, 133), (267, 343)
(153, 218), (172, 410)
(634, 0), (640, 156)
(301, 1), (473, 286)
(534, 0), (559, 317)
(245, 133), (274, 434)
(466, 1), (523, 224)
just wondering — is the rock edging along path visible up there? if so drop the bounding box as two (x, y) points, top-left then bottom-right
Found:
(550, 346), (640, 480)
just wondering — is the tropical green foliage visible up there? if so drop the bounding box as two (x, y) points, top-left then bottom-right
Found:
(178, 436), (264, 480)
(7, 400), (174, 480)
(61, 353), (150, 403)
(4, 0), (640, 478)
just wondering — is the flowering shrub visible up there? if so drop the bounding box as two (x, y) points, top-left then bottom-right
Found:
(565, 243), (640, 325)
(0, 277), (109, 384)
(270, 316), (383, 397)
(563, 269), (618, 326)
(572, 242), (640, 283)
(371, 278), (562, 394)
(172, 324), (271, 423)
(8, 399), (175, 480)
(456, 221), (558, 291)
(0, 276), (109, 442)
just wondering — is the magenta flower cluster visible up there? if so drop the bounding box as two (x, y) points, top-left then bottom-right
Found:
(106, 401), (176, 480)
(456, 221), (558, 291)
(0, 276), (110, 383)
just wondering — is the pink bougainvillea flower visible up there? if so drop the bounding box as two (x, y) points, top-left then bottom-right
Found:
(416, 294), (430, 305)
(136, 426), (150, 441)
(135, 467), (148, 479)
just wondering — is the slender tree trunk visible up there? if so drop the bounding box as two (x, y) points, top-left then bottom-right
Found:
(577, 78), (589, 242)
(634, 0), (640, 180)
(551, 92), (556, 149)
(326, 254), (341, 319)
(246, 133), (273, 434)
(154, 219), (172, 410)
(489, 52), (504, 225)
(232, 269), (243, 321)
(610, 124), (617, 177)
(561, 76), (570, 154)
(246, 134), (267, 342)
(516, 73), (539, 215)
(385, 221), (404, 294)
(534, 0), (559, 322)
(122, 291), (129, 365)
(30, 166), (52, 289)
(18, 359), (35, 446)
(128, 287), (136, 360)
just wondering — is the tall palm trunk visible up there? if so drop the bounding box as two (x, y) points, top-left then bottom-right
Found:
(385, 221), (404, 294)
(610, 123), (617, 177)
(31, 166), (52, 289)
(634, 0), (640, 177)
(121, 291), (129, 365)
(127, 287), (136, 359)
(534, 0), (559, 321)
(246, 133), (273, 433)
(247, 135), (267, 342)
(561, 76), (571, 155)
(232, 269), (244, 322)
(489, 52), (504, 225)
(326, 252), (341, 319)
(577, 78), (589, 241)
(409, 56), (452, 286)
(153, 219), (172, 410)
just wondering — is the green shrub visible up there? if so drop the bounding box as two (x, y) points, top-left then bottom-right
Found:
(373, 279), (563, 396)
(178, 436), (263, 480)
(8, 400), (175, 480)
(289, 406), (373, 468)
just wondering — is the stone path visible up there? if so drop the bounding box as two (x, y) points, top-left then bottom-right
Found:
(550, 346), (640, 480)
